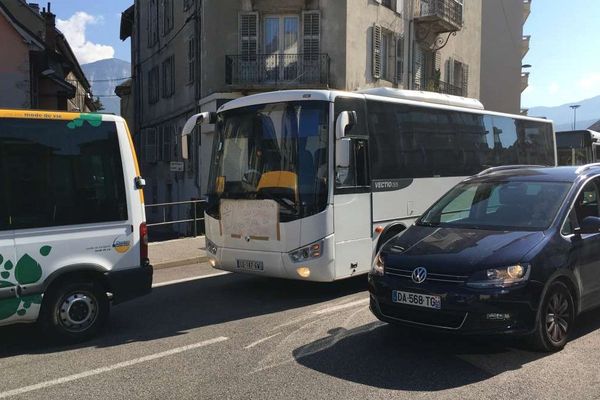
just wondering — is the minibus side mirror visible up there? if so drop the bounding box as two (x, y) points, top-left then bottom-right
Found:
(181, 111), (217, 160)
(335, 110), (357, 140)
(336, 137), (352, 170)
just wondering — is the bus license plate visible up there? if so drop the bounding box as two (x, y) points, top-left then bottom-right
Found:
(392, 290), (441, 310)
(236, 259), (264, 271)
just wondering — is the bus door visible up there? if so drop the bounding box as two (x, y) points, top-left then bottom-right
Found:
(333, 135), (372, 278)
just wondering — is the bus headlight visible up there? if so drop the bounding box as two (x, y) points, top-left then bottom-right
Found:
(206, 239), (218, 255)
(289, 241), (323, 263)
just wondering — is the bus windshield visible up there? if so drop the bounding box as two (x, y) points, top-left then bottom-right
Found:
(556, 131), (593, 166)
(206, 101), (329, 222)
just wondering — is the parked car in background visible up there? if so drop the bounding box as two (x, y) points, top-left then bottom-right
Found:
(0, 110), (152, 341)
(370, 164), (600, 352)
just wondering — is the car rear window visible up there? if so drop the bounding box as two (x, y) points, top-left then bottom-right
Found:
(0, 117), (127, 230)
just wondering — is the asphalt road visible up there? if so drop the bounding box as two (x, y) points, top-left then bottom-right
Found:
(2, 263), (600, 400)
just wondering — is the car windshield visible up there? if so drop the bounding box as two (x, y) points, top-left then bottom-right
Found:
(418, 180), (572, 231)
(206, 100), (329, 222)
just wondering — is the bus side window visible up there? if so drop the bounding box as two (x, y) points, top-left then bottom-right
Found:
(336, 139), (369, 188)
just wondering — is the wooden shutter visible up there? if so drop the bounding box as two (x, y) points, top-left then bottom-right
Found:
(446, 57), (455, 86)
(413, 45), (423, 88)
(372, 25), (382, 79)
(302, 11), (320, 61)
(396, 36), (404, 84)
(461, 63), (469, 96)
(239, 13), (258, 61)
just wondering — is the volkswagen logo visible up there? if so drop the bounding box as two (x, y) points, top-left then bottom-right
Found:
(412, 267), (428, 284)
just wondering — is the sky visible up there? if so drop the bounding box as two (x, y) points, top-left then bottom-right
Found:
(47, 1), (600, 108)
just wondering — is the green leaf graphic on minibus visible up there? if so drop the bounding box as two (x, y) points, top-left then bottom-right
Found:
(0, 298), (20, 320)
(40, 246), (52, 256)
(14, 254), (42, 285)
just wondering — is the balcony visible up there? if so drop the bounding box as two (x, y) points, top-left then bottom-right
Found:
(521, 72), (530, 92)
(414, 0), (463, 34)
(225, 54), (330, 90)
(414, 78), (465, 97)
(523, 0), (532, 24)
(522, 35), (531, 58)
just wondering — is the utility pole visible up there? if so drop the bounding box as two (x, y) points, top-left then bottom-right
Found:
(570, 104), (581, 130)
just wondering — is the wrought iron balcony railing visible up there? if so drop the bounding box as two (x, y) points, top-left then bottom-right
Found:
(414, 78), (465, 97)
(225, 53), (330, 88)
(415, 0), (463, 33)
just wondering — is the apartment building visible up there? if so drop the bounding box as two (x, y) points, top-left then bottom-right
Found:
(122, 0), (524, 221)
(0, 0), (95, 112)
(480, 0), (531, 114)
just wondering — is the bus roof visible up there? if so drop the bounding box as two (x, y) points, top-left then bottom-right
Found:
(217, 89), (553, 124)
(557, 129), (600, 140)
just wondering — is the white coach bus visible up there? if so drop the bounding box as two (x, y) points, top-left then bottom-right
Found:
(182, 89), (556, 282)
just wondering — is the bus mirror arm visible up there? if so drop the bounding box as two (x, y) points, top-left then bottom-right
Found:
(335, 111), (357, 140)
(181, 112), (217, 160)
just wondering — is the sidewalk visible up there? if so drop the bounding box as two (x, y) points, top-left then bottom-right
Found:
(149, 236), (208, 269)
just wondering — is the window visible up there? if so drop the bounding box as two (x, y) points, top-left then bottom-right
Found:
(187, 36), (195, 84)
(366, 100), (556, 180)
(144, 128), (158, 163)
(148, 66), (159, 104)
(147, 0), (158, 47)
(396, 36), (405, 84)
(374, 26), (401, 82)
(0, 119), (127, 230)
(162, 56), (175, 98)
(159, 125), (173, 162)
(163, 0), (174, 35)
(446, 58), (469, 96)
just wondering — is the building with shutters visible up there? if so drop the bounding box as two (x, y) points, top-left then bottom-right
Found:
(121, 0), (525, 224)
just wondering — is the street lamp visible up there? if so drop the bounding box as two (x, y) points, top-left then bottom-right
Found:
(570, 105), (581, 130)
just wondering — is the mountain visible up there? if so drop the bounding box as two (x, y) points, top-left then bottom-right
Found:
(527, 95), (600, 132)
(81, 58), (131, 115)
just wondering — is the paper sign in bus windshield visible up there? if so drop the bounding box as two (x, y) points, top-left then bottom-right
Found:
(220, 200), (280, 241)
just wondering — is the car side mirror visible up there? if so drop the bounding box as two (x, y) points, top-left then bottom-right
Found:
(579, 216), (600, 235)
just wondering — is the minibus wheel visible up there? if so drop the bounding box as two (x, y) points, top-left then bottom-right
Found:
(40, 280), (109, 342)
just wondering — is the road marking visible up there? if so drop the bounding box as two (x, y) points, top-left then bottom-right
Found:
(312, 298), (370, 315)
(244, 333), (282, 350)
(0, 337), (229, 399)
(152, 272), (230, 288)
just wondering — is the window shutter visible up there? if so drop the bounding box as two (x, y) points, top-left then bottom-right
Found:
(413, 45), (423, 88)
(434, 51), (441, 72)
(396, 36), (404, 84)
(446, 57), (455, 85)
(302, 11), (320, 61)
(372, 25), (382, 79)
(239, 13), (258, 61)
(462, 63), (469, 96)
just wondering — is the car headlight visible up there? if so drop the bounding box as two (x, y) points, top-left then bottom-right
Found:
(467, 264), (530, 288)
(371, 254), (385, 276)
(206, 239), (218, 255)
(289, 241), (323, 263)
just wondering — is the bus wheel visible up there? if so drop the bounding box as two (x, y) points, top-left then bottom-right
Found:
(40, 280), (109, 342)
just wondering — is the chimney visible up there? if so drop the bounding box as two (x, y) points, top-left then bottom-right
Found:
(28, 3), (40, 14)
(41, 2), (56, 50)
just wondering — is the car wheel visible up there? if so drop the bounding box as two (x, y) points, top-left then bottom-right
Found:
(530, 281), (574, 352)
(40, 280), (109, 342)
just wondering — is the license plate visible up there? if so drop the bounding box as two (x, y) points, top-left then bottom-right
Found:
(392, 290), (441, 310)
(236, 259), (264, 271)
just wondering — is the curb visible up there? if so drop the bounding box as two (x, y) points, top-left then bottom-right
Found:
(153, 256), (210, 270)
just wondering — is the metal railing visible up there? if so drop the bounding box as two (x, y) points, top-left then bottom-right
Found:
(225, 53), (330, 87)
(146, 199), (207, 238)
(414, 78), (465, 96)
(417, 0), (463, 29)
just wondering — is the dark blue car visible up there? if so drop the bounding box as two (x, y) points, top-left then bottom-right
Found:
(369, 165), (600, 352)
